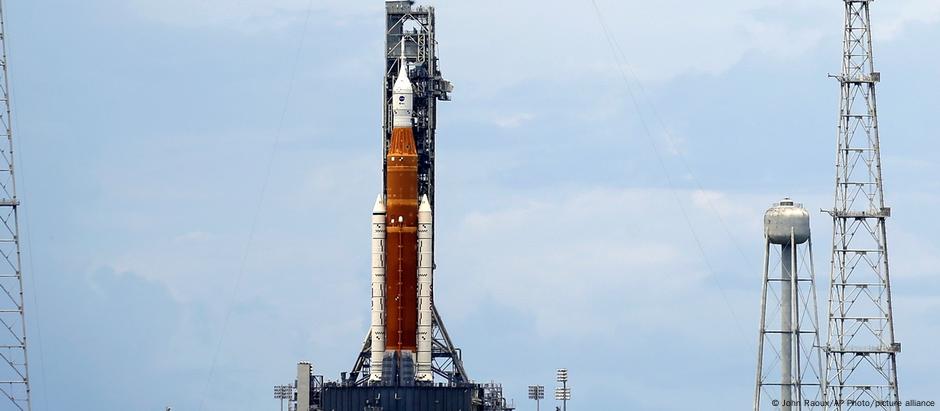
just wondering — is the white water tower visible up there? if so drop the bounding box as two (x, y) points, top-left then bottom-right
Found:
(753, 199), (824, 410)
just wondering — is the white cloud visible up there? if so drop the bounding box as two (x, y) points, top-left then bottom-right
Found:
(436, 186), (773, 341)
(440, 0), (937, 91)
(492, 112), (536, 129)
(441, 0), (833, 88)
(124, 0), (378, 32)
(877, 0), (940, 38)
(174, 230), (213, 242)
(123, 0), (940, 86)
(100, 141), (378, 305)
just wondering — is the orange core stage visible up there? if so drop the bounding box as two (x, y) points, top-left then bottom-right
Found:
(384, 126), (419, 352)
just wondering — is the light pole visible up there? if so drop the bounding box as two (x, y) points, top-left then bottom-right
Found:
(528, 385), (545, 411)
(274, 384), (293, 411)
(555, 369), (570, 411)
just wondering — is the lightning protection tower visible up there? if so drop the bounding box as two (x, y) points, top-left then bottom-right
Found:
(753, 199), (824, 411)
(823, 2), (902, 410)
(0, 1), (32, 410)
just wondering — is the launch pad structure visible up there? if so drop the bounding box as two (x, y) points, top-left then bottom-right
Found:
(347, 0), (463, 386)
(290, 2), (511, 410)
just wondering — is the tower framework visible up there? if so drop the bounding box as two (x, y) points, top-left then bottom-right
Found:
(824, 1), (901, 410)
(0, 1), (31, 409)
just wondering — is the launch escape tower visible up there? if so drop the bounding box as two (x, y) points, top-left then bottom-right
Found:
(823, 1), (901, 410)
(753, 200), (824, 411)
(0, 2), (31, 410)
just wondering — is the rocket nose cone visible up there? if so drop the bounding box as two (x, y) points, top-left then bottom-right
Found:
(393, 63), (413, 93)
(373, 194), (386, 214)
(418, 195), (431, 212)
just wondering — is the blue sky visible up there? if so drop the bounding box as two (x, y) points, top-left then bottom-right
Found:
(7, 0), (940, 410)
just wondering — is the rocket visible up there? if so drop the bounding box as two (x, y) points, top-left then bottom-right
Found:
(369, 55), (434, 384)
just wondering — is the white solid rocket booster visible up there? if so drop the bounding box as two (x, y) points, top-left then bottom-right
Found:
(369, 195), (387, 382)
(416, 195), (433, 381)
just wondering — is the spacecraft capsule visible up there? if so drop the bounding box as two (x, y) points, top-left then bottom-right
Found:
(392, 62), (414, 128)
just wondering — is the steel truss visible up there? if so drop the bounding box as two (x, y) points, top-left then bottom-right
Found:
(350, 306), (468, 386)
(0, 1), (31, 409)
(823, 2), (901, 410)
(382, 0), (452, 210)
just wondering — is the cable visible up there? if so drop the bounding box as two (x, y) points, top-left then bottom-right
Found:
(196, 1), (315, 409)
(622, 64), (757, 267)
(588, 0), (753, 348)
(583, 1), (757, 267)
(586, 3), (756, 267)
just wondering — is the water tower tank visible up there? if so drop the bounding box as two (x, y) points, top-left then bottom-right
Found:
(764, 198), (810, 245)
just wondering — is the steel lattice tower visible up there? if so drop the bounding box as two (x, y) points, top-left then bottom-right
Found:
(0, 1), (31, 410)
(823, 1), (901, 410)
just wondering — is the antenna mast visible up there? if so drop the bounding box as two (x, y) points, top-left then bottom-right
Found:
(0, 1), (32, 409)
(824, 2), (901, 410)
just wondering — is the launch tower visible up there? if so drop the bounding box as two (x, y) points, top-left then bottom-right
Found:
(289, 2), (511, 410)
(823, 1), (902, 410)
(348, 0), (463, 387)
(0, 2), (33, 410)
